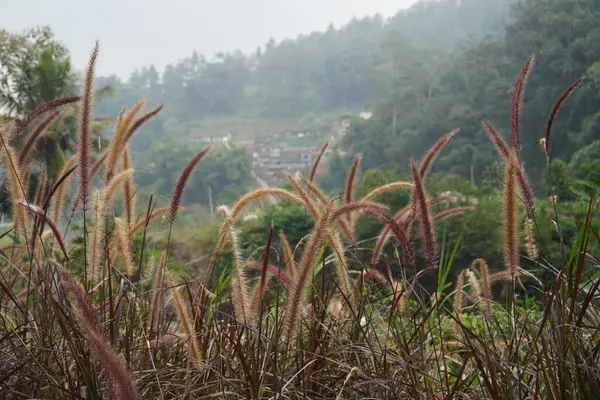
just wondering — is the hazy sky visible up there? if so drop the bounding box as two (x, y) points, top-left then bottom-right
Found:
(2, 0), (418, 78)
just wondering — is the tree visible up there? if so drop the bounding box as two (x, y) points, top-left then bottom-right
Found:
(0, 26), (114, 178)
(0, 26), (74, 117)
(135, 142), (254, 208)
(545, 159), (576, 201)
(574, 161), (600, 192)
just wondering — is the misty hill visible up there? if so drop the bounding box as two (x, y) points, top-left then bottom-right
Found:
(330, 0), (600, 192)
(90, 0), (600, 196)
(94, 0), (518, 150)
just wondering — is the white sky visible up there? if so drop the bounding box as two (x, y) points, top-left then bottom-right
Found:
(2, 0), (419, 77)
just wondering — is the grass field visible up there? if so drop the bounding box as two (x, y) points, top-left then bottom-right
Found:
(2, 50), (599, 399)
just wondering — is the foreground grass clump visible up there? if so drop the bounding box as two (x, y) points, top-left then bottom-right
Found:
(1, 45), (599, 399)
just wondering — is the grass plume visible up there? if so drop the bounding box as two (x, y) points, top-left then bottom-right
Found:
(52, 153), (78, 225)
(471, 258), (492, 302)
(483, 119), (535, 214)
(343, 155), (361, 229)
(503, 153), (519, 278)
(114, 217), (135, 276)
(483, 120), (510, 160)
(122, 148), (135, 227)
(367, 208), (416, 266)
(217, 206), (252, 324)
(282, 199), (334, 342)
(344, 155), (361, 208)
(13, 96), (80, 138)
(330, 201), (389, 224)
(165, 271), (203, 369)
(87, 189), (105, 283)
(125, 103), (164, 143)
(57, 264), (139, 399)
(18, 110), (61, 166)
(148, 250), (167, 339)
(279, 230), (296, 279)
(76, 42), (99, 212)
(453, 271), (465, 329)
(229, 225), (252, 324)
(309, 141), (329, 182)
(418, 128), (459, 177)
(105, 100), (145, 181)
(360, 181), (413, 202)
(524, 217), (538, 260)
(544, 77), (585, 159)
(17, 201), (69, 260)
(168, 146), (210, 223)
(511, 56), (534, 153)
(230, 187), (304, 220)
(465, 269), (484, 310)
(298, 175), (355, 242)
(1, 142), (29, 235)
(411, 160), (438, 270)
(103, 168), (134, 211)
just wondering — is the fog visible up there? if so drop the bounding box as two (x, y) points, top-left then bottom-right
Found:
(2, 0), (418, 76)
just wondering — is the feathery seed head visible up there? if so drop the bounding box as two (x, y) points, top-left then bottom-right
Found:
(282, 199), (335, 342)
(77, 42), (99, 212)
(545, 77), (584, 158)
(168, 147), (211, 223)
(511, 56), (535, 153)
(503, 153), (520, 278)
(410, 160), (438, 270)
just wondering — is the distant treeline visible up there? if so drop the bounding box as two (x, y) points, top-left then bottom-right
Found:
(94, 0), (516, 124)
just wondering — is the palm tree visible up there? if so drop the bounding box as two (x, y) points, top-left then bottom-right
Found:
(0, 28), (113, 217)
(2, 45), (113, 179)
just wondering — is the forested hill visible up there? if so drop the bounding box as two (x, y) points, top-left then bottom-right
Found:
(335, 0), (600, 190)
(93, 0), (600, 194)
(94, 0), (517, 136)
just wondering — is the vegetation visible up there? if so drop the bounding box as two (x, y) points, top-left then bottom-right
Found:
(2, 0), (600, 397)
(79, 0), (599, 197)
(1, 33), (600, 398)
(84, 0), (518, 154)
(95, 0), (515, 120)
(339, 0), (600, 190)
(134, 141), (254, 207)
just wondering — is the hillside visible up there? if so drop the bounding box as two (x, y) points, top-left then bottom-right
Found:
(93, 0), (518, 151)
(335, 0), (600, 191)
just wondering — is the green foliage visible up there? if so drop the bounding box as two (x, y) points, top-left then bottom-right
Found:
(0, 27), (114, 216)
(3, 19), (600, 396)
(135, 142), (253, 208)
(481, 161), (504, 193)
(574, 161), (600, 188)
(0, 26), (74, 117)
(545, 159), (577, 201)
(569, 140), (600, 173)
(358, 168), (411, 208)
(83, 0), (519, 153)
(238, 198), (314, 255)
(441, 195), (504, 270)
(533, 198), (600, 265)
(315, 151), (352, 193)
(354, 168), (412, 242)
(338, 0), (600, 192)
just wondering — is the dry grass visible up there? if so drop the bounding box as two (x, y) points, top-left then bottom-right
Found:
(0, 47), (599, 399)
